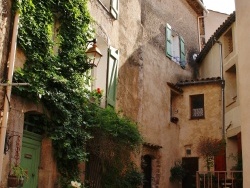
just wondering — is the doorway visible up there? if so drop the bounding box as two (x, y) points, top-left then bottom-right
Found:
(20, 112), (44, 188)
(20, 131), (42, 188)
(182, 157), (198, 188)
(142, 155), (152, 188)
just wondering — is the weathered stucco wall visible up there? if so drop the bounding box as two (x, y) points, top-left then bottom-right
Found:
(204, 10), (229, 42)
(235, 1), (250, 187)
(126, 1), (200, 187)
(174, 83), (223, 171)
(198, 20), (240, 172)
(199, 45), (221, 78)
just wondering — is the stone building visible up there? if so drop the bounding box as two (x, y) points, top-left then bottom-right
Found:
(196, 12), (239, 172)
(87, 0), (221, 188)
(169, 77), (223, 187)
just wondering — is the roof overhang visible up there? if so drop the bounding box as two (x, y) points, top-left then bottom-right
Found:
(186, 0), (208, 15)
(143, 142), (162, 150)
(176, 77), (223, 86)
(167, 82), (183, 95)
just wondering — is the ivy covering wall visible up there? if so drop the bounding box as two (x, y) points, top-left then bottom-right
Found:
(12, 0), (142, 187)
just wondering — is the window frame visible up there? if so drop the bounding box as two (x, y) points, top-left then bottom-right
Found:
(165, 23), (186, 69)
(223, 28), (233, 58)
(97, 0), (119, 20)
(190, 94), (205, 119)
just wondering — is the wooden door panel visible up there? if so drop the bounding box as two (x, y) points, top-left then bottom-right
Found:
(21, 135), (41, 188)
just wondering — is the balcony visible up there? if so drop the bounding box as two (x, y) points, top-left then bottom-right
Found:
(196, 171), (242, 188)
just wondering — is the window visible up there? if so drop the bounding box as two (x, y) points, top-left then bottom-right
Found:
(107, 46), (119, 107)
(225, 64), (237, 106)
(190, 94), (204, 119)
(98, 0), (119, 19)
(166, 24), (186, 69)
(223, 28), (233, 57)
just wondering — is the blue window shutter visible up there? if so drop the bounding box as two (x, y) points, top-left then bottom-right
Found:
(107, 46), (119, 107)
(111, 0), (119, 19)
(179, 36), (186, 69)
(166, 24), (172, 58)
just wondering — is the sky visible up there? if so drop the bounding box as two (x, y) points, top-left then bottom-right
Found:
(203, 0), (235, 14)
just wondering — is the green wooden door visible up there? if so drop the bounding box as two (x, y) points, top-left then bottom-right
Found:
(20, 131), (41, 188)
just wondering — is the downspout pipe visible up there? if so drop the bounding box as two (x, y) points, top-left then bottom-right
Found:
(215, 40), (225, 138)
(0, 12), (20, 182)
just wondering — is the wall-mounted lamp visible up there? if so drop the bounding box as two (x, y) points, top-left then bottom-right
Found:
(86, 38), (103, 68)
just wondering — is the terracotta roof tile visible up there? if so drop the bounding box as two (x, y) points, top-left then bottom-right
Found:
(167, 82), (183, 94)
(143, 142), (162, 149)
(176, 77), (223, 86)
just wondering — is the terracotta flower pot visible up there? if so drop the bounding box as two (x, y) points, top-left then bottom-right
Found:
(7, 175), (24, 187)
(8, 175), (19, 187)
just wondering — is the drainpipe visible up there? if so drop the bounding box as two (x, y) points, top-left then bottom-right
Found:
(196, 0), (209, 51)
(215, 40), (225, 138)
(0, 12), (20, 182)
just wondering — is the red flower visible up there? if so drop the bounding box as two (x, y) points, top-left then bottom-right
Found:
(97, 88), (101, 94)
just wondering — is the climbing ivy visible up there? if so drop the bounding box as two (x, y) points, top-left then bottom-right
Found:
(12, 0), (142, 187)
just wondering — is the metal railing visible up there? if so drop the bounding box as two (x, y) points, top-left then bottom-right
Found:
(196, 171), (242, 188)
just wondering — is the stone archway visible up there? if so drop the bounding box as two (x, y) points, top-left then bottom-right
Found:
(142, 143), (162, 188)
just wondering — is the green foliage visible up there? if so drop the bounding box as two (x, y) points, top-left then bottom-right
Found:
(87, 107), (143, 188)
(169, 161), (185, 183)
(102, 163), (143, 188)
(12, 0), (142, 187)
(10, 164), (29, 181)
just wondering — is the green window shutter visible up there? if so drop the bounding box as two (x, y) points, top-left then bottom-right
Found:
(111, 0), (119, 19)
(166, 24), (172, 58)
(179, 36), (186, 69)
(107, 46), (119, 107)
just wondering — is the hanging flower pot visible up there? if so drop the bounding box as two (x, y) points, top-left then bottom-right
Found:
(8, 175), (19, 187)
(8, 165), (28, 187)
(8, 175), (25, 187)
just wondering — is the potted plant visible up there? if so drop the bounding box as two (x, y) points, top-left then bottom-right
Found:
(8, 165), (29, 187)
(169, 160), (185, 186)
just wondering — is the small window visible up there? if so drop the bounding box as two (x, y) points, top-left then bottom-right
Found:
(225, 64), (237, 106)
(190, 94), (204, 119)
(166, 24), (186, 69)
(224, 28), (233, 57)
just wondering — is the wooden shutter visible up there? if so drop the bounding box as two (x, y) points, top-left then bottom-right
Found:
(107, 46), (119, 107)
(179, 36), (186, 69)
(166, 24), (172, 58)
(111, 0), (119, 19)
